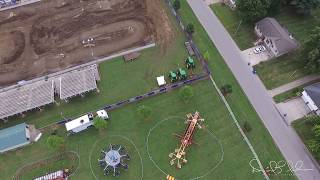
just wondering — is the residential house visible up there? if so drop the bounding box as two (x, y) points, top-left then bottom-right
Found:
(302, 83), (320, 115)
(255, 17), (299, 57)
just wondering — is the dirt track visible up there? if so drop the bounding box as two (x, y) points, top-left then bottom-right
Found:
(0, 0), (174, 86)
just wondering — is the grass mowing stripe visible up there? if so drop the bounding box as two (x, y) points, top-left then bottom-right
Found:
(208, 75), (270, 180)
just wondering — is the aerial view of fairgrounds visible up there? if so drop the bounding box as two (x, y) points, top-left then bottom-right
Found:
(0, 0), (298, 180)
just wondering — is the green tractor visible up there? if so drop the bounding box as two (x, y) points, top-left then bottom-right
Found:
(177, 68), (187, 80)
(169, 71), (178, 83)
(185, 56), (195, 69)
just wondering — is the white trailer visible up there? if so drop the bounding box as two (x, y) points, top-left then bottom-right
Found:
(65, 114), (94, 133)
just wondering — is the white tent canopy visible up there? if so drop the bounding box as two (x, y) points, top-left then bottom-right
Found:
(156, 76), (166, 86)
(65, 114), (93, 133)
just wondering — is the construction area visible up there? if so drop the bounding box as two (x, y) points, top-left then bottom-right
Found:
(0, 0), (174, 86)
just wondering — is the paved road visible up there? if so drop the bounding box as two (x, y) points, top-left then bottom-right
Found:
(187, 0), (320, 179)
(269, 75), (320, 97)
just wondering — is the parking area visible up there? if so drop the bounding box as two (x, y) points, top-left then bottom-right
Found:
(241, 46), (273, 66)
(276, 97), (311, 124)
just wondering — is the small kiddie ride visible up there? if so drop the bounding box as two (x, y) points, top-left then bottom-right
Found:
(98, 144), (130, 177)
(185, 56), (195, 69)
(177, 68), (187, 80)
(169, 111), (205, 169)
(169, 71), (178, 83)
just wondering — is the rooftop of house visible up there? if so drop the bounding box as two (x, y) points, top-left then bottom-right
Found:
(304, 83), (320, 108)
(256, 17), (299, 55)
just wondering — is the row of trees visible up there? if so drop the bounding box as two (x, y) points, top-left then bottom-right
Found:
(236, 0), (320, 22)
(303, 26), (320, 73)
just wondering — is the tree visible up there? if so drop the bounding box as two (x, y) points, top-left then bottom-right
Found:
(290, 0), (320, 15)
(303, 26), (320, 73)
(173, 0), (181, 11)
(307, 139), (320, 154)
(236, 0), (272, 22)
(306, 115), (320, 126)
(137, 105), (152, 120)
(312, 124), (320, 139)
(221, 84), (233, 96)
(179, 85), (194, 103)
(93, 117), (108, 132)
(186, 23), (195, 34)
(243, 121), (252, 133)
(47, 135), (65, 151)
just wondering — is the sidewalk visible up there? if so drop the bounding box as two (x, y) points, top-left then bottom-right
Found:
(269, 75), (320, 97)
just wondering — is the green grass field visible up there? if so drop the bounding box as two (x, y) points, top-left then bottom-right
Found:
(0, 1), (297, 180)
(211, 4), (255, 50)
(211, 4), (320, 89)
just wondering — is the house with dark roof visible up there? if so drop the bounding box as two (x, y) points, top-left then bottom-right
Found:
(302, 83), (320, 115)
(0, 123), (42, 153)
(255, 17), (299, 57)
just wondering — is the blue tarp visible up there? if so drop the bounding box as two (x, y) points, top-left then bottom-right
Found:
(0, 123), (29, 153)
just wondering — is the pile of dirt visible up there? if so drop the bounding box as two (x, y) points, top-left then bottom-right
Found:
(145, 0), (175, 51)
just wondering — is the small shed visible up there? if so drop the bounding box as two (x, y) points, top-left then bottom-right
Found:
(123, 52), (141, 62)
(65, 114), (94, 133)
(157, 76), (166, 86)
(184, 42), (195, 56)
(0, 123), (41, 153)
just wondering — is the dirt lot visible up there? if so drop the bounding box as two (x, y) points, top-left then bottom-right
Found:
(0, 0), (174, 86)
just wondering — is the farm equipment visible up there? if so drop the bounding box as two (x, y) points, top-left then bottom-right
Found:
(169, 71), (178, 83)
(185, 56), (195, 69)
(177, 68), (187, 80)
(169, 111), (205, 169)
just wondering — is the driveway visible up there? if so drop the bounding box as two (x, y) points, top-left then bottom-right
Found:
(187, 0), (320, 179)
(277, 97), (311, 124)
(241, 46), (273, 66)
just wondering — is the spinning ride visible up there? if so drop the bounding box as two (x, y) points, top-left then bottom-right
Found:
(98, 144), (130, 176)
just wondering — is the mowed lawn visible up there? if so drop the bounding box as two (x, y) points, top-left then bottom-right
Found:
(0, 81), (265, 180)
(177, 1), (296, 180)
(211, 4), (255, 50)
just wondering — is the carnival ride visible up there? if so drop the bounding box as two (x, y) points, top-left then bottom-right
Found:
(169, 111), (204, 169)
(98, 144), (130, 177)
